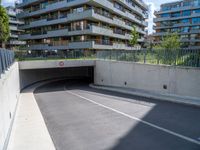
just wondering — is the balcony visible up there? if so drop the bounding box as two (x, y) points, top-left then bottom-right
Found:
(155, 5), (200, 15)
(115, 0), (147, 18)
(125, 33), (131, 39)
(9, 19), (24, 25)
(93, 40), (113, 50)
(16, 0), (39, 8)
(10, 34), (18, 38)
(17, 0), (89, 18)
(153, 32), (168, 36)
(92, 0), (147, 27)
(19, 9), (93, 30)
(138, 37), (145, 42)
(27, 39), (142, 50)
(9, 40), (26, 45)
(113, 43), (126, 50)
(10, 26), (18, 31)
(154, 12), (200, 22)
(68, 41), (93, 49)
(113, 17), (126, 26)
(90, 25), (113, 36)
(18, 7), (147, 37)
(125, 11), (141, 25)
(19, 28), (68, 40)
(29, 40), (69, 50)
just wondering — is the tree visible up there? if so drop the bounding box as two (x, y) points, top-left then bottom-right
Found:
(160, 33), (180, 50)
(129, 26), (139, 47)
(0, 4), (10, 48)
(153, 33), (181, 65)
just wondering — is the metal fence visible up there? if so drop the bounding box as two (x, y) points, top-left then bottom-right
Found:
(97, 49), (200, 67)
(15, 50), (96, 61)
(0, 49), (15, 76)
(15, 49), (200, 67)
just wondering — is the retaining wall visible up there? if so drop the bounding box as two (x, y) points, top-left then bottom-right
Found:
(0, 63), (20, 150)
(94, 60), (200, 99)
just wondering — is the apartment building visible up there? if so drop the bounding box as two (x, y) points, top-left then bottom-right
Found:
(154, 0), (200, 49)
(16, 0), (148, 51)
(6, 6), (26, 50)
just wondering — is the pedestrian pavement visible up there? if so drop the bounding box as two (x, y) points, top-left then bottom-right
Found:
(7, 82), (56, 150)
(90, 84), (200, 107)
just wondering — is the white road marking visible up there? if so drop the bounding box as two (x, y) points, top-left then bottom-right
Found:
(77, 90), (156, 107)
(67, 91), (200, 146)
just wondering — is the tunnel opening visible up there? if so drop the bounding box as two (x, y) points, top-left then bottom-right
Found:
(19, 66), (94, 90)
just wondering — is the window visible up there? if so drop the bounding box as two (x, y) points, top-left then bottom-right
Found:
(161, 6), (171, 11)
(171, 27), (180, 32)
(171, 12), (180, 17)
(183, 1), (191, 6)
(114, 2), (124, 12)
(180, 34), (189, 40)
(191, 26), (200, 30)
(193, 0), (200, 6)
(182, 19), (190, 23)
(73, 7), (84, 13)
(192, 17), (200, 23)
(71, 21), (84, 31)
(190, 34), (198, 40)
(193, 9), (200, 14)
(41, 1), (48, 9)
(181, 27), (190, 33)
(182, 10), (190, 16)
(161, 13), (170, 18)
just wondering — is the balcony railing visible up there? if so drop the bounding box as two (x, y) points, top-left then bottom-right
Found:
(94, 40), (113, 46)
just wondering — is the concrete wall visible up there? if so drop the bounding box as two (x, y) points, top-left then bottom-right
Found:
(94, 60), (200, 99)
(20, 67), (93, 89)
(19, 60), (95, 70)
(0, 63), (20, 150)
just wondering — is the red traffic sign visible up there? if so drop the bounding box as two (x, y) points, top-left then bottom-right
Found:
(59, 61), (65, 67)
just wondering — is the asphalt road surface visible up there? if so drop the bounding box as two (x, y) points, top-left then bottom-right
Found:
(34, 80), (200, 150)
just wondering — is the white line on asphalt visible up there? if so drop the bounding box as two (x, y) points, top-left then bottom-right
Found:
(77, 90), (155, 107)
(67, 91), (200, 146)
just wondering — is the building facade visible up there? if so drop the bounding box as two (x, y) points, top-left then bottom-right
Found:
(154, 0), (200, 49)
(16, 0), (148, 51)
(6, 6), (26, 50)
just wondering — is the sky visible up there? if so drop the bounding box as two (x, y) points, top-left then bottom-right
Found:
(2, 0), (178, 34)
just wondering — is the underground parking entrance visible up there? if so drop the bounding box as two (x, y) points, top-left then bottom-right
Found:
(19, 66), (94, 89)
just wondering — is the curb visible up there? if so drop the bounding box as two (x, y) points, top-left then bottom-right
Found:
(89, 84), (200, 107)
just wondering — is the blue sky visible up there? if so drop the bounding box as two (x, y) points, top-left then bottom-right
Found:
(2, 0), (177, 34)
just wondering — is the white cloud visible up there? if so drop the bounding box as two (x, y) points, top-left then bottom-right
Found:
(2, 0), (15, 6)
(145, 2), (156, 34)
(3, 0), (15, 2)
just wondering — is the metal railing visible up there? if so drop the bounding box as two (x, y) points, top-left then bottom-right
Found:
(0, 49), (15, 76)
(15, 49), (200, 67)
(97, 49), (200, 67)
(15, 50), (96, 61)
